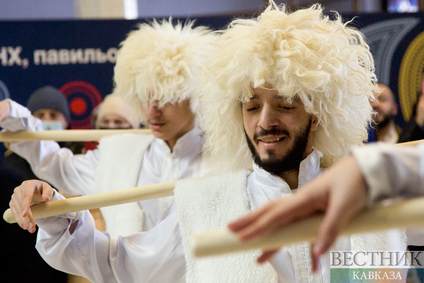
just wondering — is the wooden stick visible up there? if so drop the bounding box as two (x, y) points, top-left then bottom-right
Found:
(192, 197), (424, 257)
(0, 129), (152, 142)
(397, 140), (423, 147)
(0, 130), (420, 144)
(3, 180), (177, 224)
(2, 140), (423, 224)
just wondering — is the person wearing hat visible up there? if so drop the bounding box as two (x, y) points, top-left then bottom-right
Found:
(0, 20), (216, 238)
(8, 3), (419, 282)
(3, 86), (83, 180)
(26, 85), (71, 131)
(95, 94), (140, 130)
(83, 93), (142, 152)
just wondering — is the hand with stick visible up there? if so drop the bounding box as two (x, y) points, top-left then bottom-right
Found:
(228, 155), (368, 272)
(9, 180), (55, 233)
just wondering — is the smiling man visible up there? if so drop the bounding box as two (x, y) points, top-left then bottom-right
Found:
(1, 20), (216, 237)
(8, 3), (414, 283)
(243, 89), (319, 188)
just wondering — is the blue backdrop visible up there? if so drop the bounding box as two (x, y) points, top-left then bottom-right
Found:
(1, 12), (424, 129)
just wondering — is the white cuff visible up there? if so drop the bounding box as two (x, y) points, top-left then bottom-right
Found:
(350, 143), (393, 206)
(35, 190), (83, 235)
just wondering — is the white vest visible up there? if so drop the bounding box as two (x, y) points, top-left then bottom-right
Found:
(94, 133), (154, 238)
(175, 170), (279, 283)
(175, 170), (407, 283)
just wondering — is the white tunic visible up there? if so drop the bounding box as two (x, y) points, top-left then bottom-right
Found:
(35, 149), (407, 283)
(351, 142), (424, 204)
(352, 142), (424, 246)
(1, 100), (203, 231)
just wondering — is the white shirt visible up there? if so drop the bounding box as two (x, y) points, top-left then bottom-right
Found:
(137, 127), (203, 228)
(352, 142), (424, 246)
(35, 150), (353, 283)
(1, 100), (203, 230)
(351, 142), (424, 204)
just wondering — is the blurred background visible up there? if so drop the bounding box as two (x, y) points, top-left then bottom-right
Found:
(1, 1), (424, 282)
(0, 0), (423, 130)
(0, 0), (422, 20)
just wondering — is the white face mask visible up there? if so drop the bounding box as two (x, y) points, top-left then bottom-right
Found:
(42, 121), (64, 131)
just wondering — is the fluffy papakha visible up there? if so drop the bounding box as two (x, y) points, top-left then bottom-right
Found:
(200, 3), (377, 173)
(114, 19), (217, 123)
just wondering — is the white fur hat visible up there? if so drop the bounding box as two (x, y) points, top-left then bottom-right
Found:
(201, 3), (377, 173)
(95, 94), (140, 129)
(113, 19), (217, 123)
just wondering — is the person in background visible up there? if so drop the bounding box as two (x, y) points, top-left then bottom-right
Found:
(96, 94), (140, 129)
(370, 83), (402, 143)
(4, 86), (84, 180)
(27, 85), (71, 131)
(84, 94), (142, 152)
(398, 91), (424, 143)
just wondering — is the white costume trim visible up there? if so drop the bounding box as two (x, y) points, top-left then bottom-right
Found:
(175, 170), (278, 283)
(95, 133), (154, 238)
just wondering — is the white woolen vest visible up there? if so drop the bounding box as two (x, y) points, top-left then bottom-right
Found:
(175, 170), (279, 283)
(175, 170), (408, 283)
(94, 133), (154, 238)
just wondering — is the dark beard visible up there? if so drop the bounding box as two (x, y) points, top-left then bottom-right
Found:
(375, 114), (393, 131)
(245, 119), (312, 175)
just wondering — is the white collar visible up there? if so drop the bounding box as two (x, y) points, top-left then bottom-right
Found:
(251, 149), (323, 194)
(154, 126), (203, 156)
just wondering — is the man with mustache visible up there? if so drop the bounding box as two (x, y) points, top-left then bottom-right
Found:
(371, 83), (402, 143)
(1, 20), (216, 238)
(9, 3), (415, 283)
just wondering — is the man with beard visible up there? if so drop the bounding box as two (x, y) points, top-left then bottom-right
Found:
(8, 3), (414, 283)
(371, 83), (402, 143)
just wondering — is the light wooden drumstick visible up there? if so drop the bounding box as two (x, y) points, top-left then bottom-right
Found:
(3, 180), (177, 224)
(192, 196), (424, 257)
(3, 140), (423, 225)
(397, 140), (422, 147)
(0, 129), (152, 142)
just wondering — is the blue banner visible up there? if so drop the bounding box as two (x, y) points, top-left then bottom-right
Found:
(1, 13), (423, 129)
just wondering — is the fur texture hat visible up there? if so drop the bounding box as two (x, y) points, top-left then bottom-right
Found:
(113, 19), (217, 123)
(95, 94), (140, 129)
(201, 3), (377, 173)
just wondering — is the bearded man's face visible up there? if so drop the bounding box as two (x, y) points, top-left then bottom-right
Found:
(242, 87), (319, 175)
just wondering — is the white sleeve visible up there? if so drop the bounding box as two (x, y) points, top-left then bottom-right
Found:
(351, 142), (424, 205)
(0, 100), (98, 196)
(36, 204), (186, 283)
